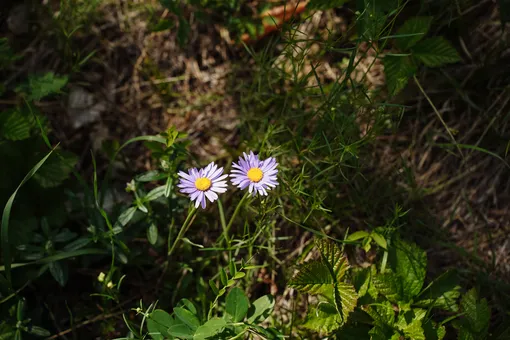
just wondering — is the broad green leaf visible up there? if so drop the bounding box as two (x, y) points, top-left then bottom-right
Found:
(147, 224), (158, 245)
(411, 37), (461, 67)
(288, 261), (333, 295)
(316, 239), (349, 281)
(247, 295), (275, 324)
(335, 282), (358, 322)
(225, 287), (249, 322)
(423, 319), (446, 340)
(372, 271), (403, 302)
(174, 307), (200, 332)
(193, 318), (227, 340)
(384, 55), (417, 95)
(302, 305), (343, 333)
(459, 289), (490, 337)
(396, 310), (426, 340)
(168, 323), (193, 339)
(395, 16), (433, 50)
(16, 72), (68, 101)
(371, 232), (387, 249)
(365, 301), (395, 328)
(415, 270), (461, 312)
(368, 325), (393, 340)
(49, 261), (68, 287)
(147, 309), (174, 339)
(33, 151), (78, 188)
(390, 239), (426, 300)
(0, 109), (32, 141)
(347, 231), (370, 241)
(403, 320), (425, 340)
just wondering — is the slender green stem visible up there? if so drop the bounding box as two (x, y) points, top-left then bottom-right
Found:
(217, 199), (230, 244)
(220, 192), (250, 246)
(168, 207), (197, 257)
(413, 75), (464, 160)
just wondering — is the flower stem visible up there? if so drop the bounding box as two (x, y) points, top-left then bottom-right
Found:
(221, 191), (250, 247)
(168, 206), (197, 257)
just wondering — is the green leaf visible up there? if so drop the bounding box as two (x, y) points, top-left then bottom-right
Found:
(147, 309), (174, 339)
(193, 318), (227, 340)
(0, 109), (32, 141)
(459, 288), (490, 337)
(209, 280), (219, 296)
(373, 271), (403, 302)
(117, 207), (137, 227)
(403, 319), (425, 340)
(288, 261), (333, 295)
(365, 301), (395, 328)
(147, 224), (158, 245)
(174, 307), (200, 332)
(390, 239), (427, 300)
(411, 37), (461, 67)
(1, 146), (57, 285)
(26, 325), (51, 337)
(16, 72), (68, 101)
(178, 298), (198, 315)
(302, 304), (343, 333)
(136, 170), (166, 182)
(316, 239), (349, 281)
(247, 295), (275, 324)
(415, 270), (461, 312)
(384, 55), (417, 95)
(347, 231), (370, 241)
(225, 287), (249, 322)
(49, 261), (68, 287)
(63, 237), (91, 251)
(395, 16), (433, 50)
(335, 282), (358, 322)
(168, 322), (193, 339)
(33, 151), (78, 188)
(423, 319), (446, 340)
(219, 268), (228, 286)
(145, 186), (166, 201)
(371, 232), (387, 250)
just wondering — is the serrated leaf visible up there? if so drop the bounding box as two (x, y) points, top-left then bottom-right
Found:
(193, 318), (226, 340)
(395, 16), (433, 50)
(0, 109), (32, 141)
(16, 72), (68, 101)
(365, 301), (395, 328)
(423, 319), (446, 340)
(373, 271), (403, 302)
(390, 239), (427, 300)
(288, 261), (333, 295)
(335, 282), (358, 322)
(302, 305), (343, 333)
(316, 239), (349, 281)
(415, 270), (461, 312)
(225, 287), (249, 322)
(147, 224), (158, 245)
(174, 307), (200, 332)
(33, 151), (77, 188)
(412, 37), (461, 67)
(460, 288), (490, 337)
(384, 55), (417, 95)
(403, 319), (425, 340)
(247, 295), (275, 324)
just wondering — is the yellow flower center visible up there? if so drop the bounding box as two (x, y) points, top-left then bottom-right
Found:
(247, 167), (264, 183)
(195, 177), (212, 191)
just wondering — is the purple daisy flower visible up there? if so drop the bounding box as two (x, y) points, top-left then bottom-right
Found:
(177, 162), (228, 209)
(230, 151), (278, 196)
